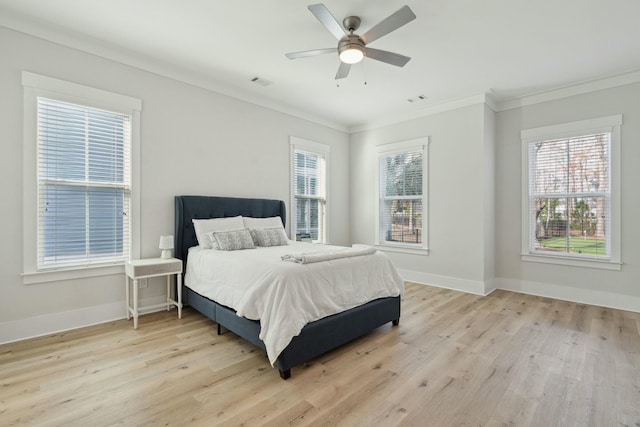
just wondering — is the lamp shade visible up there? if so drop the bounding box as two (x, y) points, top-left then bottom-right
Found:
(159, 235), (174, 250)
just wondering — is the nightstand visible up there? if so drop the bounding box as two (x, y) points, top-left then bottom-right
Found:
(125, 258), (183, 329)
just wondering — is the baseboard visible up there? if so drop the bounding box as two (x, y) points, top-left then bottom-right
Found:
(398, 270), (639, 313)
(0, 295), (170, 345)
(494, 277), (640, 313)
(398, 269), (493, 296)
(6, 277), (635, 345)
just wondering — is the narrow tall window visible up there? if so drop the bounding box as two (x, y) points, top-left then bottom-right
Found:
(377, 138), (428, 249)
(290, 138), (329, 243)
(37, 98), (131, 269)
(521, 115), (621, 269)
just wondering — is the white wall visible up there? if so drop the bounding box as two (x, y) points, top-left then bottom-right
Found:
(350, 103), (496, 295)
(495, 82), (640, 311)
(0, 27), (350, 341)
(2, 24), (639, 344)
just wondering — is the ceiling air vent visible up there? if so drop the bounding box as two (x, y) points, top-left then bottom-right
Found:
(407, 94), (426, 103)
(250, 77), (273, 87)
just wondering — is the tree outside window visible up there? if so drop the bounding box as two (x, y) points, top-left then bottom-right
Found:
(529, 134), (609, 257)
(377, 139), (427, 249)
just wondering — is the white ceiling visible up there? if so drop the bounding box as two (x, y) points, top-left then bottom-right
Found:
(2, 0), (640, 131)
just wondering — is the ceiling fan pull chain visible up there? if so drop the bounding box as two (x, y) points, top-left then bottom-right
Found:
(363, 57), (368, 86)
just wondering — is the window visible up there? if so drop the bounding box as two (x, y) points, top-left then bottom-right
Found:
(37, 98), (130, 269)
(521, 115), (621, 270)
(376, 138), (428, 252)
(290, 137), (329, 243)
(22, 72), (141, 283)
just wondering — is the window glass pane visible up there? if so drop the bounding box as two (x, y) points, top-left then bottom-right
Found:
(88, 187), (124, 258)
(295, 197), (324, 241)
(533, 196), (607, 256)
(88, 109), (126, 183)
(294, 151), (321, 196)
(531, 139), (568, 195)
(382, 199), (422, 244)
(533, 197), (568, 252)
(381, 151), (423, 197)
(567, 134), (609, 194)
(531, 134), (609, 197)
(39, 101), (87, 181)
(42, 185), (87, 264)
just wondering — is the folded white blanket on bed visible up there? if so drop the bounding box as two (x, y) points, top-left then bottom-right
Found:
(281, 246), (376, 264)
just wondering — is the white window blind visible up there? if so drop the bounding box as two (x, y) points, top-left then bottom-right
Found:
(37, 97), (131, 269)
(378, 147), (424, 246)
(528, 133), (610, 258)
(293, 148), (326, 242)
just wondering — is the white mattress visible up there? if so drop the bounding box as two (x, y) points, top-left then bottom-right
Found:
(185, 241), (404, 365)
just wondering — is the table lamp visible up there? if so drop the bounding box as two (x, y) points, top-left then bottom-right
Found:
(159, 235), (174, 259)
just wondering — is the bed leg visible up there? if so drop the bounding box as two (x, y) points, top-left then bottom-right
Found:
(392, 318), (400, 326)
(279, 369), (291, 380)
(217, 324), (222, 335)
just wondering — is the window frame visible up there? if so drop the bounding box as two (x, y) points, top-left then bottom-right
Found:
(375, 137), (429, 254)
(22, 71), (142, 284)
(520, 115), (622, 270)
(289, 136), (330, 244)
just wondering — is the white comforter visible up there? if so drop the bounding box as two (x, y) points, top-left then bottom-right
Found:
(185, 241), (404, 365)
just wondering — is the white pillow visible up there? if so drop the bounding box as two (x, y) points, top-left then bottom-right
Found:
(192, 216), (244, 249)
(243, 216), (284, 230)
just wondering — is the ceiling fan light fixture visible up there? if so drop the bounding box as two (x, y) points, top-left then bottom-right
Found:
(339, 46), (364, 64)
(338, 35), (365, 64)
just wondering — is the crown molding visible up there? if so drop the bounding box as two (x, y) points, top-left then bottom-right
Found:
(0, 16), (350, 133)
(349, 92), (496, 133)
(496, 69), (640, 112)
(354, 67), (640, 132)
(3, 10), (639, 134)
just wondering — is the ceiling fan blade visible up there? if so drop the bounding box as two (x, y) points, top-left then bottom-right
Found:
(365, 47), (411, 67)
(361, 6), (416, 45)
(335, 62), (351, 79)
(308, 4), (347, 40)
(285, 48), (336, 59)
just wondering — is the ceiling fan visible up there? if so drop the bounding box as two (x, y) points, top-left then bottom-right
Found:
(285, 4), (416, 80)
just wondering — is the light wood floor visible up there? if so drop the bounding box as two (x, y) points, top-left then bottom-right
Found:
(1, 283), (640, 426)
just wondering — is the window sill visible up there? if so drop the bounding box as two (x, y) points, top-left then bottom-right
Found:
(375, 244), (430, 256)
(22, 263), (125, 285)
(521, 253), (621, 271)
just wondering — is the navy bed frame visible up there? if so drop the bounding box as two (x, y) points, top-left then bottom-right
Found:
(175, 195), (401, 379)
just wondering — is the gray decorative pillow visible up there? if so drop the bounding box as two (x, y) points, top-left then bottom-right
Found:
(207, 229), (255, 251)
(250, 227), (289, 247)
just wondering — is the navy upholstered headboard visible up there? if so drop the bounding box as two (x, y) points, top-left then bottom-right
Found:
(174, 195), (286, 267)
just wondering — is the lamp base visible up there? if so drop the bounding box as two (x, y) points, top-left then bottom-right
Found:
(161, 249), (172, 259)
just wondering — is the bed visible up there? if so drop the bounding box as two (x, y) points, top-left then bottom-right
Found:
(174, 195), (402, 379)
